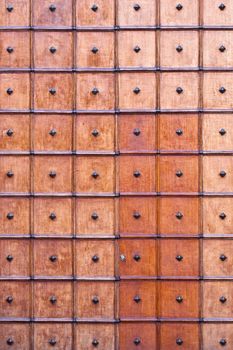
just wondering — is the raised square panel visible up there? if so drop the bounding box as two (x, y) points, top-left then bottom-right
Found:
(119, 323), (157, 350)
(202, 323), (233, 350)
(160, 323), (199, 350)
(203, 156), (233, 193)
(0, 281), (30, 318)
(75, 324), (115, 350)
(0, 156), (30, 193)
(0, 115), (30, 152)
(203, 73), (233, 109)
(160, 0), (199, 26)
(76, 0), (115, 27)
(203, 31), (233, 68)
(0, 324), (30, 350)
(0, 0), (30, 27)
(203, 0), (233, 26)
(33, 0), (73, 27)
(34, 324), (72, 350)
(117, 0), (156, 26)
(0, 31), (30, 68)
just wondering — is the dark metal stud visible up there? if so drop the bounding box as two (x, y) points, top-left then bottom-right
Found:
(176, 87), (183, 94)
(7, 88), (13, 95)
(92, 171), (99, 179)
(49, 171), (57, 178)
(91, 212), (99, 220)
(134, 295), (141, 303)
(176, 295), (183, 303)
(133, 128), (141, 136)
(219, 212), (226, 220)
(50, 255), (57, 262)
(133, 170), (141, 178)
(133, 211), (141, 219)
(7, 47), (14, 54)
(219, 128), (226, 136)
(176, 338), (183, 346)
(219, 3), (226, 10)
(92, 296), (99, 304)
(49, 46), (57, 54)
(219, 296), (227, 303)
(176, 212), (183, 220)
(49, 88), (56, 95)
(176, 170), (183, 178)
(134, 45), (141, 53)
(176, 255), (183, 262)
(176, 128), (183, 136)
(220, 254), (227, 261)
(6, 255), (13, 262)
(133, 4), (141, 11)
(91, 4), (98, 12)
(219, 338), (227, 346)
(92, 129), (99, 137)
(7, 212), (14, 220)
(133, 254), (141, 262)
(92, 255), (99, 263)
(176, 45), (183, 53)
(49, 4), (56, 12)
(219, 170), (227, 177)
(219, 45), (226, 52)
(50, 295), (57, 304)
(6, 338), (14, 346)
(49, 212), (57, 221)
(49, 338), (57, 346)
(134, 337), (141, 345)
(91, 47), (99, 54)
(6, 296), (13, 304)
(92, 88), (99, 95)
(133, 87), (141, 94)
(49, 129), (57, 137)
(176, 3), (183, 10)
(219, 87), (226, 94)
(7, 170), (14, 178)
(6, 129), (14, 136)
(92, 339), (99, 347)
(6, 5), (14, 12)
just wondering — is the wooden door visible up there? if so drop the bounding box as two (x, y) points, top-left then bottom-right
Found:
(0, 1), (232, 349)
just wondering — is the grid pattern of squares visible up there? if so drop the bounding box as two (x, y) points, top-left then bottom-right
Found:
(0, 0), (233, 349)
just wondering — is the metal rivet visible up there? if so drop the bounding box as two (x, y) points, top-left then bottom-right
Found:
(6, 296), (13, 304)
(219, 3), (226, 10)
(176, 255), (183, 262)
(176, 295), (183, 303)
(176, 128), (183, 136)
(49, 88), (56, 95)
(134, 295), (141, 303)
(92, 88), (99, 95)
(7, 212), (14, 220)
(6, 338), (14, 346)
(134, 337), (141, 345)
(92, 339), (99, 347)
(220, 254), (227, 261)
(91, 47), (99, 54)
(91, 212), (99, 220)
(92, 171), (99, 179)
(92, 255), (99, 263)
(133, 4), (141, 11)
(49, 46), (57, 54)
(219, 338), (227, 346)
(7, 170), (14, 178)
(176, 3), (183, 10)
(133, 211), (141, 219)
(219, 212), (226, 220)
(7, 88), (13, 95)
(50, 296), (57, 304)
(219, 45), (226, 52)
(49, 4), (56, 12)
(92, 296), (99, 304)
(49, 129), (57, 137)
(219, 128), (226, 136)
(176, 338), (183, 346)
(176, 87), (183, 94)
(6, 255), (14, 262)
(6, 47), (14, 54)
(6, 129), (14, 136)
(50, 255), (57, 262)
(133, 128), (141, 136)
(133, 170), (141, 178)
(219, 87), (226, 94)
(219, 296), (227, 303)
(49, 338), (57, 346)
(133, 254), (141, 262)
(91, 4), (98, 12)
(176, 45), (183, 53)
(219, 170), (227, 177)
(92, 129), (99, 137)
(6, 5), (14, 12)
(133, 87), (141, 94)
(176, 211), (183, 220)
(134, 45), (141, 53)
(176, 170), (183, 178)
(49, 212), (56, 221)
(49, 171), (57, 178)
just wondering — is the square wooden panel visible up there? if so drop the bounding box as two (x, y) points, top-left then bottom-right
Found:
(203, 239), (233, 277)
(203, 281), (233, 319)
(160, 323), (200, 350)
(0, 156), (30, 193)
(76, 115), (115, 152)
(203, 0), (233, 26)
(33, 0), (73, 27)
(119, 197), (157, 236)
(75, 156), (115, 194)
(202, 323), (233, 350)
(0, 281), (30, 318)
(159, 281), (199, 319)
(119, 155), (156, 193)
(75, 240), (115, 277)
(202, 114), (233, 151)
(75, 281), (115, 319)
(119, 281), (156, 318)
(76, 0), (115, 27)
(203, 31), (233, 68)
(0, 31), (30, 68)
(203, 73), (233, 109)
(0, 73), (30, 110)
(0, 198), (30, 236)
(34, 32), (73, 68)
(160, 0), (199, 26)
(118, 239), (157, 277)
(203, 156), (233, 193)
(33, 156), (72, 193)
(159, 239), (199, 277)
(76, 32), (114, 68)
(33, 115), (72, 152)
(76, 198), (115, 236)
(0, 324), (30, 350)
(34, 239), (73, 277)
(119, 323), (157, 350)
(159, 197), (199, 236)
(160, 31), (199, 68)
(0, 239), (30, 277)
(76, 73), (115, 111)
(34, 324), (72, 350)
(118, 31), (156, 68)
(160, 72), (199, 110)
(34, 281), (73, 319)
(118, 72), (156, 110)
(158, 156), (199, 193)
(33, 197), (72, 236)
(203, 197), (233, 236)
(34, 73), (73, 111)
(118, 114), (156, 152)
(0, 115), (30, 152)
(117, 0), (156, 26)
(159, 114), (199, 152)
(0, 0), (30, 26)
(75, 324), (115, 350)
